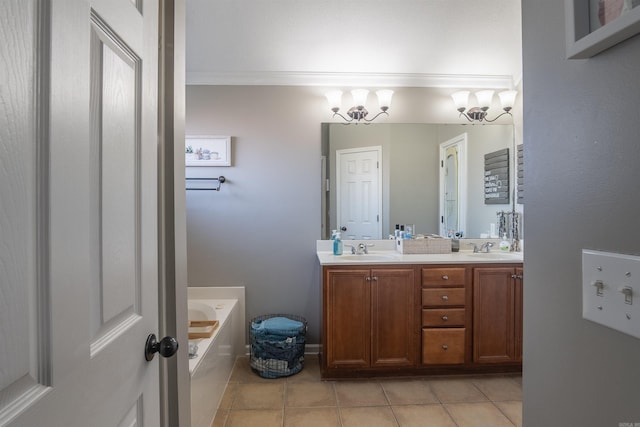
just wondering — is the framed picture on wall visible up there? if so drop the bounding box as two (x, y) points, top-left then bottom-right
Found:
(185, 135), (232, 167)
(566, 0), (640, 58)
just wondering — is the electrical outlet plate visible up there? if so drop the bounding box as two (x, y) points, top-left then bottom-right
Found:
(582, 249), (640, 339)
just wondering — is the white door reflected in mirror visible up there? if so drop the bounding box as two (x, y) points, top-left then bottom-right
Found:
(440, 134), (467, 237)
(336, 146), (382, 240)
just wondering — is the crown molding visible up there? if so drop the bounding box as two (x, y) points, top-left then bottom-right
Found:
(186, 70), (515, 89)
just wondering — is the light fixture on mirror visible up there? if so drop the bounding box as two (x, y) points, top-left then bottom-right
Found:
(326, 89), (393, 124)
(451, 90), (517, 123)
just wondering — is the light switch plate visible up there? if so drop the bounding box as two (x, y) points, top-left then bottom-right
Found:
(582, 249), (640, 339)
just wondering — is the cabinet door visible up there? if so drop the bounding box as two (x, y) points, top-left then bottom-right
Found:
(324, 269), (371, 368)
(514, 267), (523, 362)
(371, 268), (417, 367)
(473, 267), (517, 363)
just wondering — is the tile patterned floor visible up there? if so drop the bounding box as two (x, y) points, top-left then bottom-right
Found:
(211, 355), (522, 427)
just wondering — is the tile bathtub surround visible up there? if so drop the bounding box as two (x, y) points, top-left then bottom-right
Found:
(212, 355), (522, 427)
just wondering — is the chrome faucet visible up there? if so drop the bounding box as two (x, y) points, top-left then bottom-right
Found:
(345, 242), (375, 255)
(468, 242), (494, 253)
(479, 242), (494, 253)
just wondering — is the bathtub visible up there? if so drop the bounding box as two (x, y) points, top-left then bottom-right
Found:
(188, 287), (245, 427)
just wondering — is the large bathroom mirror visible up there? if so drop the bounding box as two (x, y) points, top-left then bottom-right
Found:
(321, 123), (517, 239)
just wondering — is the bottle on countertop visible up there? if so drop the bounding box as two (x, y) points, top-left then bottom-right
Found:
(333, 232), (343, 255)
(404, 224), (412, 239)
(490, 223), (497, 238)
(499, 233), (510, 252)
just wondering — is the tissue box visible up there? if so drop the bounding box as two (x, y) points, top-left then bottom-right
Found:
(395, 237), (452, 254)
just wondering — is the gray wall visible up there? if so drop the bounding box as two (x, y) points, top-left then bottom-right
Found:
(522, 1), (640, 426)
(388, 124), (440, 236)
(185, 86), (324, 342)
(185, 86), (520, 344)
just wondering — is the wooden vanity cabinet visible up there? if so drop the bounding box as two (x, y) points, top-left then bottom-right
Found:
(320, 261), (523, 378)
(322, 266), (417, 372)
(473, 266), (523, 364)
(421, 267), (471, 365)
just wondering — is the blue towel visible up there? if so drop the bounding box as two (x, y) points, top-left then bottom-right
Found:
(252, 317), (303, 332)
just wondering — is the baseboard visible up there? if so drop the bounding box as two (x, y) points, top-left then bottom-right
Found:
(304, 344), (321, 355)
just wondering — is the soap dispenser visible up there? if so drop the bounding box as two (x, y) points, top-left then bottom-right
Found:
(333, 232), (343, 255)
(499, 233), (510, 252)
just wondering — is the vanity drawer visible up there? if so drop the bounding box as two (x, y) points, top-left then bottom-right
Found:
(422, 267), (466, 287)
(422, 308), (465, 327)
(422, 328), (465, 364)
(421, 288), (465, 307)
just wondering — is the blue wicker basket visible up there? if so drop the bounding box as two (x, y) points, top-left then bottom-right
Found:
(249, 314), (307, 379)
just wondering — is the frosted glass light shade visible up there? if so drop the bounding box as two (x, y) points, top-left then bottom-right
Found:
(376, 90), (394, 109)
(351, 89), (369, 108)
(475, 90), (495, 109)
(451, 91), (470, 111)
(325, 91), (343, 111)
(498, 90), (518, 110)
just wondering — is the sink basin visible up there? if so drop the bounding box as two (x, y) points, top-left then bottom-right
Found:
(469, 252), (523, 260)
(338, 254), (399, 261)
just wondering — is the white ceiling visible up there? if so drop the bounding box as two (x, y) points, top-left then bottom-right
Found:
(185, 0), (522, 89)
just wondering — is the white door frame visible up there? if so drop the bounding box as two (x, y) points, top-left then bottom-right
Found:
(439, 134), (468, 237)
(158, 2), (190, 426)
(336, 146), (383, 240)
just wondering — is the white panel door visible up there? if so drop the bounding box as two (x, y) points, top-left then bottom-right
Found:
(336, 147), (382, 240)
(0, 0), (162, 426)
(439, 134), (467, 238)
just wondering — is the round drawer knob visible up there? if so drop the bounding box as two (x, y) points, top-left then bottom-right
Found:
(442, 345), (448, 350)
(442, 275), (449, 280)
(442, 315), (448, 321)
(442, 295), (449, 301)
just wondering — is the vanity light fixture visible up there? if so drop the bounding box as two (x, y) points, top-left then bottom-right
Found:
(326, 89), (393, 124)
(451, 90), (517, 123)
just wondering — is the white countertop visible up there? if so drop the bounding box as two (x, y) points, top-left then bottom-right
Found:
(316, 240), (523, 265)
